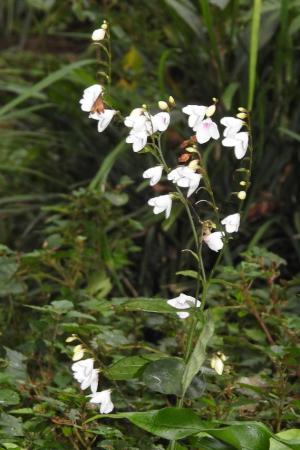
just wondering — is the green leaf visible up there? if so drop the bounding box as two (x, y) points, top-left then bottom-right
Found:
(271, 429), (300, 450)
(209, 422), (272, 450)
(103, 408), (207, 440)
(4, 348), (27, 383)
(0, 59), (94, 118)
(142, 358), (184, 395)
(89, 141), (128, 191)
(122, 298), (177, 314)
(0, 390), (20, 406)
(176, 270), (199, 279)
(182, 311), (214, 394)
(164, 0), (202, 36)
(221, 82), (240, 110)
(106, 354), (163, 380)
(0, 413), (23, 437)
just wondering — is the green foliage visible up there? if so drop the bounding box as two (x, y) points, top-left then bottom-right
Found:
(0, 0), (299, 448)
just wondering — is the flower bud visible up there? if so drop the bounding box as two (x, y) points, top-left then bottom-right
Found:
(101, 23), (108, 30)
(238, 107), (247, 112)
(72, 344), (85, 361)
(92, 28), (106, 41)
(206, 104), (216, 117)
(158, 101), (169, 111)
(168, 96), (175, 105)
(211, 355), (224, 375)
(185, 146), (198, 153)
(237, 190), (246, 200)
(142, 104), (147, 109)
(188, 160), (200, 171)
(239, 181), (247, 186)
(236, 112), (247, 119)
(66, 334), (78, 343)
(212, 97), (218, 103)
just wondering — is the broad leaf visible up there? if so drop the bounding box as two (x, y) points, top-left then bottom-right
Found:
(181, 311), (214, 394)
(142, 358), (184, 395)
(106, 354), (163, 380)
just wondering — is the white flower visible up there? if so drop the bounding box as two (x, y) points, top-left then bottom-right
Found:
(221, 213), (240, 233)
(92, 28), (106, 41)
(126, 131), (148, 152)
(151, 112), (170, 132)
(148, 194), (172, 219)
(71, 358), (98, 393)
(143, 166), (163, 186)
(204, 231), (224, 252)
(222, 131), (249, 159)
(220, 117), (249, 159)
(89, 109), (116, 132)
(220, 117), (243, 137)
(182, 105), (207, 130)
(124, 109), (170, 152)
(79, 84), (103, 112)
(167, 293), (201, 319)
(195, 118), (220, 144)
(168, 166), (202, 197)
(88, 389), (114, 414)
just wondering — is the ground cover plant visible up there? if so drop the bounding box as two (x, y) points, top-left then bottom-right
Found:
(0, 1), (299, 449)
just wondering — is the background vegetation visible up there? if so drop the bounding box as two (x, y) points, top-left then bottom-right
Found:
(0, 0), (299, 449)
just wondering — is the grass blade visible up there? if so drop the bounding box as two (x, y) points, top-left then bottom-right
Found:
(248, 0), (262, 111)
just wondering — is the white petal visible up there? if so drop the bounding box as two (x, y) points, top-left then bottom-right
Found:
(152, 112), (170, 132)
(220, 117), (243, 136)
(222, 137), (237, 147)
(177, 311), (190, 319)
(196, 122), (211, 144)
(221, 213), (240, 233)
(143, 166), (163, 186)
(79, 85), (102, 112)
(234, 132), (249, 159)
(204, 232), (224, 252)
(92, 28), (106, 41)
(210, 122), (220, 140)
(97, 109), (116, 132)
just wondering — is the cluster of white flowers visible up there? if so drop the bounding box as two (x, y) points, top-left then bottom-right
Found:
(124, 108), (170, 152)
(70, 348), (114, 414)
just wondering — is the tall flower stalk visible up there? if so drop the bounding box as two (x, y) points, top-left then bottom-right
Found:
(69, 21), (254, 448)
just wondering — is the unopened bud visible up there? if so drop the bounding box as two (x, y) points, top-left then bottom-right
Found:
(211, 355), (224, 375)
(188, 160), (200, 171)
(66, 334), (78, 343)
(158, 101), (168, 111)
(168, 96), (175, 105)
(91, 28), (106, 41)
(239, 181), (247, 186)
(206, 104), (216, 117)
(185, 146), (198, 153)
(142, 104), (147, 109)
(237, 190), (246, 200)
(212, 97), (218, 103)
(101, 23), (108, 30)
(236, 112), (247, 119)
(72, 344), (85, 361)
(238, 107), (247, 112)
